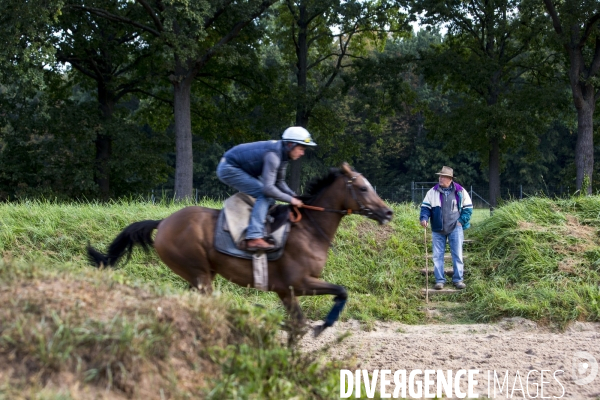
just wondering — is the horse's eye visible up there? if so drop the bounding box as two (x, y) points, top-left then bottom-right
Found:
(360, 187), (368, 192)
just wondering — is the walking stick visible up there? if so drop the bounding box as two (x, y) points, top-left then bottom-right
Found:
(424, 225), (429, 304)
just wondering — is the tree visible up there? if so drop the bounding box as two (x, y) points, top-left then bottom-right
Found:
(0, 0), (163, 199)
(340, 31), (487, 191)
(272, 0), (407, 191)
(0, 0), (60, 92)
(0, 75), (171, 200)
(52, 1), (158, 199)
(542, 0), (600, 194)
(73, 0), (278, 200)
(411, 0), (561, 206)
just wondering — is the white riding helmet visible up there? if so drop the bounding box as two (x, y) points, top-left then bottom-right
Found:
(281, 126), (317, 146)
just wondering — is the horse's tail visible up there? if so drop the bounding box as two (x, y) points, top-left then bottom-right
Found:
(87, 220), (162, 268)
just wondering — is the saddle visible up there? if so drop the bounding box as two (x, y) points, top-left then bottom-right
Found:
(214, 193), (292, 261)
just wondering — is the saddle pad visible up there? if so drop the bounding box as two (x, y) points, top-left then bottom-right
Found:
(214, 195), (291, 261)
(222, 193), (255, 245)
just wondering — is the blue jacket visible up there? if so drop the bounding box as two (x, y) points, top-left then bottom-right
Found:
(224, 140), (288, 177)
(419, 182), (473, 232)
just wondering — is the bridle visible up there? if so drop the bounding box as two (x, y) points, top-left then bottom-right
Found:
(289, 173), (377, 246)
(345, 173), (375, 218)
(290, 173), (374, 222)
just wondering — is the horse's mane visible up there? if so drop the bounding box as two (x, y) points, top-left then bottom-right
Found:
(297, 168), (342, 203)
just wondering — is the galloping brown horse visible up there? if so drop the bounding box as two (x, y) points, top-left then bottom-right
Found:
(87, 163), (393, 336)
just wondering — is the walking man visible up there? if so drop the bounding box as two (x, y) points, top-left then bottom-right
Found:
(217, 127), (316, 251)
(419, 166), (473, 289)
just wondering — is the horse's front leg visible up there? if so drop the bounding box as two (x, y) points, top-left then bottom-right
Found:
(278, 291), (305, 325)
(278, 291), (306, 345)
(296, 276), (348, 337)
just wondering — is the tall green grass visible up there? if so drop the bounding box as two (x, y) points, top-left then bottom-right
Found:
(466, 196), (600, 327)
(0, 198), (428, 325)
(2, 196), (598, 331)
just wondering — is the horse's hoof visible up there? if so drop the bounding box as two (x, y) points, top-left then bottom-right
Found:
(313, 324), (326, 337)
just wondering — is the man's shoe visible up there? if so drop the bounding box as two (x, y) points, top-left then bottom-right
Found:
(246, 238), (275, 251)
(434, 283), (444, 290)
(454, 281), (466, 290)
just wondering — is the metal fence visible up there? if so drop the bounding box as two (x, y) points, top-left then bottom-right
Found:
(374, 182), (573, 209)
(151, 183), (573, 209)
(149, 188), (232, 204)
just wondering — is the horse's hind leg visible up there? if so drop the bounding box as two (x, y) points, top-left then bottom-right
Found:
(191, 271), (215, 294)
(157, 253), (214, 295)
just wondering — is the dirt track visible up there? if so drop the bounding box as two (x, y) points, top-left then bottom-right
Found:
(301, 318), (600, 399)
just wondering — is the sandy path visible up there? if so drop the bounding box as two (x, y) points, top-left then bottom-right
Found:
(301, 318), (600, 399)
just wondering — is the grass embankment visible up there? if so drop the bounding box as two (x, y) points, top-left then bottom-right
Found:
(465, 196), (600, 327)
(0, 255), (342, 398)
(0, 199), (427, 325)
(0, 198), (426, 398)
(4, 198), (599, 329)
(2, 196), (600, 396)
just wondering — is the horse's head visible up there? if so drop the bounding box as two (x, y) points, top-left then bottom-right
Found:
(339, 162), (393, 225)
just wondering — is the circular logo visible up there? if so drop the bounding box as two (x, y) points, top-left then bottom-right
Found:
(572, 351), (598, 386)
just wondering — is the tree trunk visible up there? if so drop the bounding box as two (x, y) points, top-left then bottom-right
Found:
(488, 136), (501, 208)
(569, 51), (596, 194)
(547, 11), (600, 194)
(290, 113), (309, 192)
(290, 3), (309, 193)
(96, 84), (114, 200)
(95, 135), (112, 199)
(574, 90), (595, 194)
(173, 77), (194, 200)
(486, 80), (501, 209)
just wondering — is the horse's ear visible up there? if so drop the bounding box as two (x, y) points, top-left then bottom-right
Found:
(340, 162), (353, 177)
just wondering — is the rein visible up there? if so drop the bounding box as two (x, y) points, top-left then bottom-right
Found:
(289, 204), (351, 222)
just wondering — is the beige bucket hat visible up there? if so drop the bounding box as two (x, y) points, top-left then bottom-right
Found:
(435, 166), (454, 178)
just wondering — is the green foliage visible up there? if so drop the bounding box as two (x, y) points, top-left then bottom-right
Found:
(0, 82), (172, 200)
(208, 343), (343, 399)
(207, 306), (344, 399)
(339, 30), (487, 187)
(0, 86), (97, 199)
(580, 174), (591, 196)
(0, 0), (587, 200)
(0, 0), (61, 91)
(263, 0), (411, 190)
(408, 0), (570, 203)
(501, 120), (578, 188)
(2, 310), (172, 374)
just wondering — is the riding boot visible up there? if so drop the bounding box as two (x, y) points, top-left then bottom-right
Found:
(246, 238), (275, 251)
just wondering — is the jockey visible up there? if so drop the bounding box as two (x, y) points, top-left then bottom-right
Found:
(216, 127), (317, 251)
